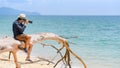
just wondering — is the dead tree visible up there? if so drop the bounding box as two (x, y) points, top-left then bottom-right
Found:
(7, 32), (87, 68)
(29, 33), (87, 68)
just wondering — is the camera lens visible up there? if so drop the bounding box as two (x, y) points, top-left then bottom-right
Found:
(28, 20), (32, 23)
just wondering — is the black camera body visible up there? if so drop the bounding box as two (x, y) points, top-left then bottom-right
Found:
(28, 20), (32, 24)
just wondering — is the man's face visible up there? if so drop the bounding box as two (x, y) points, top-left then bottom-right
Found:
(18, 19), (24, 23)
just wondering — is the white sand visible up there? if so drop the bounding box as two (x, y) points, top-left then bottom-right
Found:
(0, 52), (54, 68)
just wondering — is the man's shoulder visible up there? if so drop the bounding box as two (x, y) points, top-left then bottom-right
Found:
(13, 20), (18, 25)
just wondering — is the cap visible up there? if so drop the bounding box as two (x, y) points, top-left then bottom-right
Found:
(18, 13), (26, 19)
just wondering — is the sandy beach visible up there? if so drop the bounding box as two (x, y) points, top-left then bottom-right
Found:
(0, 52), (54, 68)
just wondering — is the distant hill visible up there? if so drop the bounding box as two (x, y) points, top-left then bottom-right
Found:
(0, 7), (40, 15)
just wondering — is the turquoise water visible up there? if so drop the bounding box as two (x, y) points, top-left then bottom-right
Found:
(0, 15), (120, 68)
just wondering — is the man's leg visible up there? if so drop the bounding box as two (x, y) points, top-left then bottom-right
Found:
(16, 34), (31, 53)
(25, 35), (31, 51)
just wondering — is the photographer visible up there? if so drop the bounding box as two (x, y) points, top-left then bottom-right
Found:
(12, 14), (31, 53)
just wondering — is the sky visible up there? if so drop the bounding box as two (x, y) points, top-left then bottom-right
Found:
(0, 0), (119, 15)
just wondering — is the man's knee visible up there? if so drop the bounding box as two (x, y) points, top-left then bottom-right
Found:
(26, 35), (31, 39)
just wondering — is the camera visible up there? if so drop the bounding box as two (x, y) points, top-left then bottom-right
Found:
(23, 19), (33, 24)
(28, 20), (32, 24)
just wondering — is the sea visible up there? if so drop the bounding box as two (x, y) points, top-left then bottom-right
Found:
(0, 15), (120, 68)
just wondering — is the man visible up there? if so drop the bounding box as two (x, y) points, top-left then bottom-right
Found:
(12, 14), (31, 53)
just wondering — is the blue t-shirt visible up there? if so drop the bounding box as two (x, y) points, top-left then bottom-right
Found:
(12, 20), (26, 38)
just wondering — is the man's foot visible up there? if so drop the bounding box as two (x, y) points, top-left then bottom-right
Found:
(23, 48), (28, 53)
(25, 58), (33, 63)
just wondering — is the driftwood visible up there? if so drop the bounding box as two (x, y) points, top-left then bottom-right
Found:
(0, 37), (22, 68)
(1, 32), (86, 68)
(29, 33), (87, 68)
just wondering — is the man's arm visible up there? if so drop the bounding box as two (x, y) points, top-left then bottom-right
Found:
(13, 23), (26, 33)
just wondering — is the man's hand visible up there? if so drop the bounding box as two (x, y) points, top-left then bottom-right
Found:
(23, 20), (29, 25)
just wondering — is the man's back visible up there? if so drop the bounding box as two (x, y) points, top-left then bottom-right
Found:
(12, 20), (26, 39)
